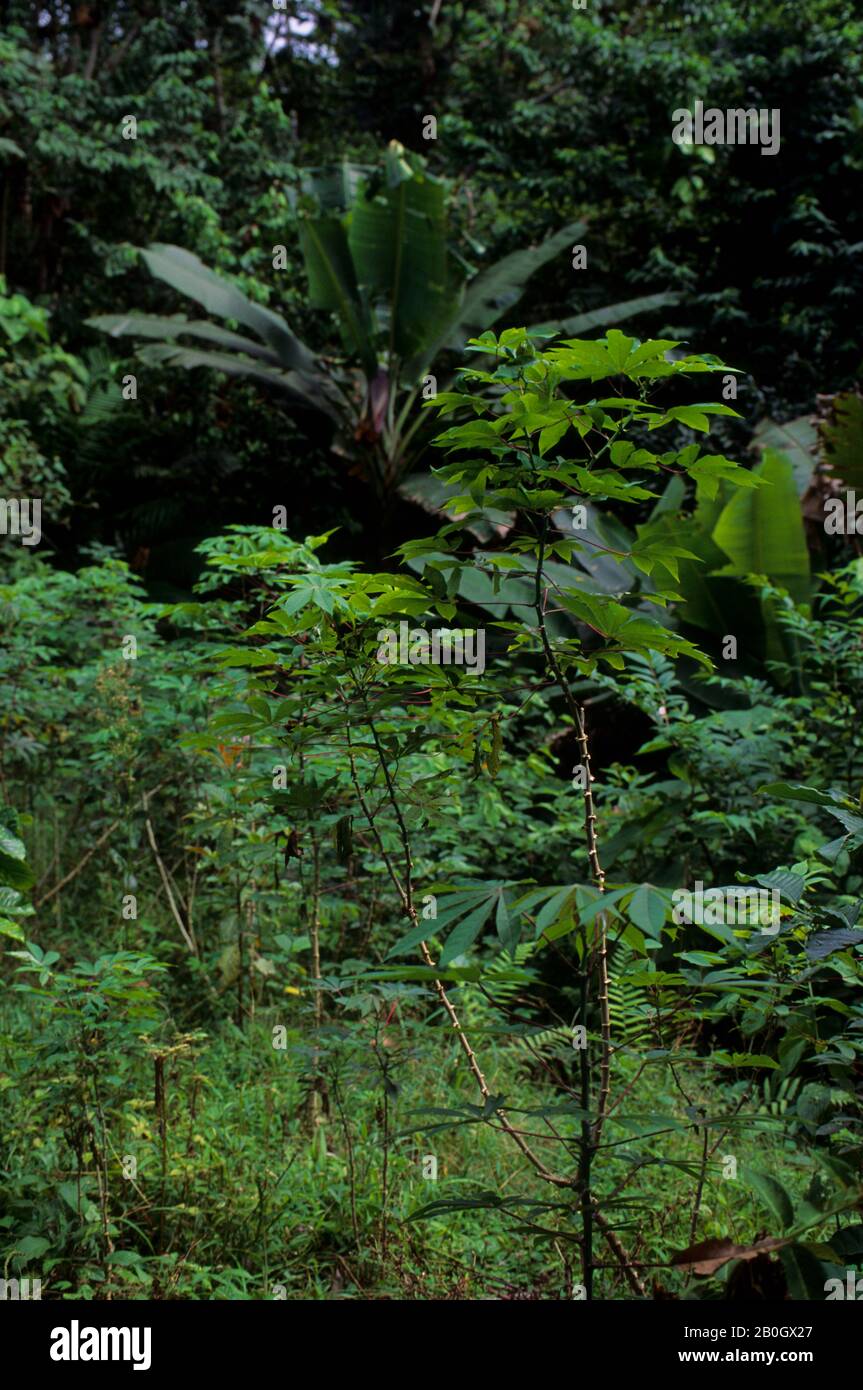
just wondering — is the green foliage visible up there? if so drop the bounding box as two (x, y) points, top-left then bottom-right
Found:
(88, 145), (676, 504)
(2, 0), (863, 1307)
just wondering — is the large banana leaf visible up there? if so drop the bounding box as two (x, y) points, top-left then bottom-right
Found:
(87, 313), (283, 364)
(133, 344), (338, 419)
(449, 221), (586, 344)
(298, 216), (377, 377)
(348, 168), (461, 370)
(531, 291), (680, 339)
(140, 244), (317, 373)
(404, 221), (587, 381)
(751, 414), (817, 495)
(87, 244), (333, 411)
(711, 449), (810, 604)
(667, 450), (812, 669)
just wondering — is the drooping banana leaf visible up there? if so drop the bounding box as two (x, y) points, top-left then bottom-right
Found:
(86, 314), (282, 364)
(139, 244), (318, 373)
(134, 344), (338, 419)
(531, 291), (681, 339)
(448, 221), (587, 347)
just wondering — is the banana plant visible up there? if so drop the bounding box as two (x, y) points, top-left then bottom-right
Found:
(88, 142), (677, 504)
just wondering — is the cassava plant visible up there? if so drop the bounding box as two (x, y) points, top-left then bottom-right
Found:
(205, 329), (861, 1296)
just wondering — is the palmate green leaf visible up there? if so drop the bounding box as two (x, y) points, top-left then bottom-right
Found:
(686, 453), (763, 500)
(524, 884), (579, 936)
(495, 888), (518, 952)
(432, 419), (508, 452)
(437, 901), (499, 967)
(402, 1096), (508, 1136)
(548, 332), (729, 385)
(355, 963), (482, 984)
(547, 337), (624, 382)
(555, 467), (657, 503)
(537, 419), (571, 456)
(215, 646), (280, 669)
(714, 1053), (780, 1069)
(556, 590), (712, 669)
(627, 883), (668, 937)
(387, 881), (518, 965)
(407, 1190), (505, 1221)
(651, 404), (740, 433)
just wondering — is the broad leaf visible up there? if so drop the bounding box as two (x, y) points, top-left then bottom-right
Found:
(139, 244), (317, 373)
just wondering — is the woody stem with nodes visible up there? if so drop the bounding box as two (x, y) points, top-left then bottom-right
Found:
(511, 378), (615, 1295)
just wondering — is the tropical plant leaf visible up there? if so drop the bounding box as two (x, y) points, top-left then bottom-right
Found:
(531, 291), (680, 339)
(711, 449), (810, 603)
(751, 414), (817, 494)
(349, 167), (459, 370)
(86, 314), (282, 364)
(745, 1167), (795, 1228)
(805, 927), (863, 961)
(139, 244), (318, 373)
(133, 344), (335, 416)
(298, 216), (377, 376)
(779, 1243), (832, 1299)
(436, 221), (586, 360)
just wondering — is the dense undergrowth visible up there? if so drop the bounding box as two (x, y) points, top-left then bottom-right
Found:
(3, 388), (863, 1297)
(2, 0), (863, 1305)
